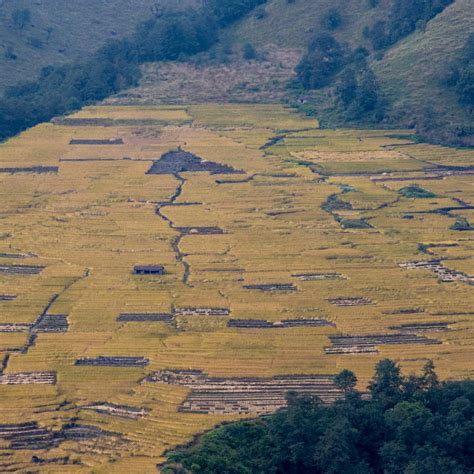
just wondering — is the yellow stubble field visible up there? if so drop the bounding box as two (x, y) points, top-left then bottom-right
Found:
(0, 104), (472, 472)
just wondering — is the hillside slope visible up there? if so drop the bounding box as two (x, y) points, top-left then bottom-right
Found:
(111, 0), (388, 106)
(222, 0), (391, 49)
(223, 0), (472, 144)
(374, 0), (474, 143)
(0, 0), (194, 94)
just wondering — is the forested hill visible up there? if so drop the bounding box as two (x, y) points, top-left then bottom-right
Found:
(0, 0), (472, 146)
(223, 0), (473, 145)
(0, 0), (198, 94)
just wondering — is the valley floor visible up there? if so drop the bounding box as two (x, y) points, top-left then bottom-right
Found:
(0, 104), (473, 472)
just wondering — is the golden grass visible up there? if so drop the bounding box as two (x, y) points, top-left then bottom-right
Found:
(0, 104), (472, 471)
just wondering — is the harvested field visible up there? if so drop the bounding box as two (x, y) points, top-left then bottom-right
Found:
(389, 322), (453, 333)
(32, 314), (69, 333)
(145, 370), (343, 414)
(329, 297), (373, 306)
(0, 264), (45, 275)
(243, 284), (298, 292)
(383, 308), (425, 315)
(399, 260), (474, 284)
(0, 323), (32, 333)
(0, 371), (56, 385)
(82, 402), (149, 419)
(325, 334), (442, 354)
(69, 138), (124, 145)
(228, 319), (335, 328)
(0, 422), (59, 450)
(292, 272), (346, 281)
(0, 294), (16, 301)
(0, 166), (59, 174)
(174, 308), (230, 317)
(75, 356), (149, 367)
(0, 312), (68, 338)
(117, 313), (174, 323)
(0, 104), (472, 471)
(0, 252), (35, 259)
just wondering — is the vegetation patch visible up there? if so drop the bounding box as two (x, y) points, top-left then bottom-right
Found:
(162, 360), (473, 474)
(147, 150), (242, 175)
(398, 184), (437, 198)
(451, 217), (474, 231)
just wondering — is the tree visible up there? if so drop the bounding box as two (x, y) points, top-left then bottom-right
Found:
(296, 34), (346, 89)
(243, 43), (257, 60)
(335, 369), (358, 394)
(11, 9), (31, 30)
(163, 363), (474, 474)
(368, 359), (404, 406)
(321, 9), (343, 30)
(336, 68), (358, 107)
(456, 62), (474, 108)
(314, 417), (362, 473)
(421, 360), (439, 390)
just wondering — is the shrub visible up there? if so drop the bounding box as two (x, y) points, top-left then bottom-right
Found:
(451, 218), (473, 231)
(11, 9), (31, 30)
(321, 9), (343, 30)
(398, 185), (436, 198)
(296, 34), (346, 89)
(243, 43), (257, 60)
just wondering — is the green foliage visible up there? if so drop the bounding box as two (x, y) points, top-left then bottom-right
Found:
(163, 360), (474, 474)
(398, 185), (437, 198)
(446, 34), (474, 109)
(322, 194), (352, 212)
(364, 0), (455, 50)
(334, 369), (358, 394)
(296, 34), (346, 89)
(336, 66), (384, 120)
(321, 9), (343, 31)
(133, 10), (218, 62)
(451, 218), (473, 231)
(243, 43), (258, 60)
(204, 0), (268, 27)
(338, 217), (373, 229)
(11, 9), (31, 30)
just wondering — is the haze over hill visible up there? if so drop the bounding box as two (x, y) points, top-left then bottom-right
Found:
(0, 0), (196, 94)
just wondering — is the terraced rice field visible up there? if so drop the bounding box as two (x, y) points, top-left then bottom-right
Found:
(0, 104), (473, 472)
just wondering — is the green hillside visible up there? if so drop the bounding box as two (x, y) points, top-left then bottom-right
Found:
(374, 0), (474, 144)
(1, 0), (471, 145)
(0, 0), (195, 94)
(216, 0), (473, 145)
(223, 0), (390, 49)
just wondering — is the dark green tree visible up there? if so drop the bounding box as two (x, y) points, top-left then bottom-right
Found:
(11, 9), (31, 30)
(335, 369), (358, 394)
(368, 359), (404, 406)
(296, 34), (346, 89)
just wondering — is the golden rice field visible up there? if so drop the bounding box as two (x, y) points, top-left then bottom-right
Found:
(0, 104), (473, 472)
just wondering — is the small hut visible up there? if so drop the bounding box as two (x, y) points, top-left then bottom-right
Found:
(133, 265), (166, 275)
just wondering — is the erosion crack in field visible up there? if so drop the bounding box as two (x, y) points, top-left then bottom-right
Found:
(154, 172), (193, 286)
